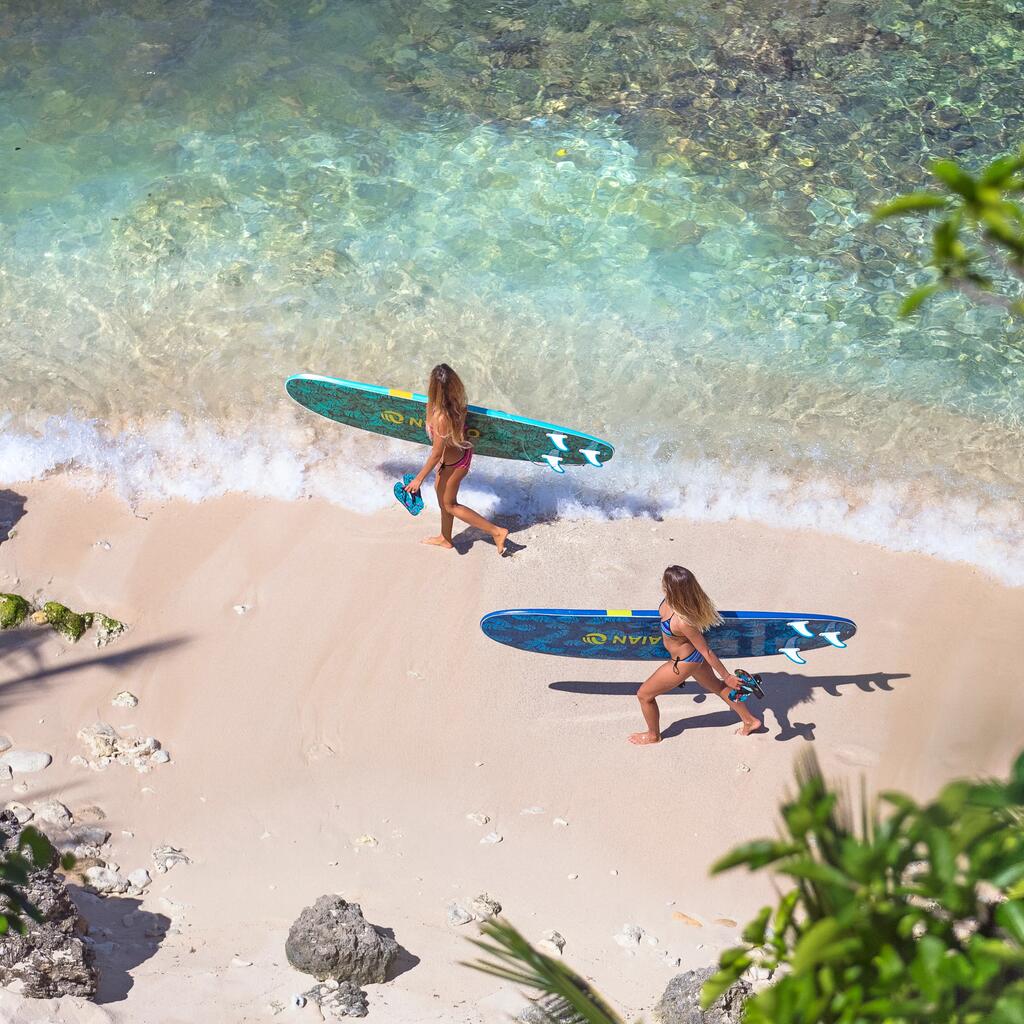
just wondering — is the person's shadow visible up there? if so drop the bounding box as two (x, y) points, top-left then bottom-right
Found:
(550, 670), (910, 743)
(68, 887), (171, 1003)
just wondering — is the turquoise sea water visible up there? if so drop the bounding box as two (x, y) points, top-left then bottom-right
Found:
(1, 0), (1023, 580)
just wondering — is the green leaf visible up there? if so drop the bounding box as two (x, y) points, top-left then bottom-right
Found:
(981, 153), (1024, 187)
(900, 283), (941, 316)
(742, 906), (773, 945)
(700, 961), (749, 1010)
(792, 918), (842, 972)
(997, 901), (1024, 945)
(873, 192), (948, 219)
(777, 858), (858, 890)
(711, 840), (802, 874)
(932, 160), (978, 200)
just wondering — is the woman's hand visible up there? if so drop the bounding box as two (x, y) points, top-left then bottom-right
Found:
(724, 674), (741, 692)
(404, 477), (423, 494)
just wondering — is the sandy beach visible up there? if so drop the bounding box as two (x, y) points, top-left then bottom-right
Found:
(1, 481), (1021, 1023)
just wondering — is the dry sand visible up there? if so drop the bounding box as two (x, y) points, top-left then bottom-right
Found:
(1, 480), (1021, 1023)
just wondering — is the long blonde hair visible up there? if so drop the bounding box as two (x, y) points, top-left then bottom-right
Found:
(662, 565), (722, 632)
(426, 363), (469, 449)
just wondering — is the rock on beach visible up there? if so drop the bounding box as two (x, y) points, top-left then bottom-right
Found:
(285, 895), (398, 986)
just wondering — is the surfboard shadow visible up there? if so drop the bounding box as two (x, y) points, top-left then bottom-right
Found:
(549, 670), (911, 743)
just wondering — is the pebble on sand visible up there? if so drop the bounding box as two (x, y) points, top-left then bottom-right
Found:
(465, 812), (490, 826)
(111, 691), (139, 708)
(537, 931), (566, 956)
(480, 832), (503, 844)
(0, 750), (52, 774)
(713, 917), (738, 927)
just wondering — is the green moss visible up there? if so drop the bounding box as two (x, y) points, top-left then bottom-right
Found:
(42, 602), (92, 643)
(94, 614), (126, 647)
(0, 594), (30, 630)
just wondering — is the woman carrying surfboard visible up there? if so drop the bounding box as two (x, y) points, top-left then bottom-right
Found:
(404, 364), (509, 556)
(630, 566), (761, 745)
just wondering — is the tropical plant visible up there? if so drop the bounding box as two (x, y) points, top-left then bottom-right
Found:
(704, 748), (1024, 1023)
(873, 146), (1024, 317)
(463, 917), (623, 1023)
(0, 825), (70, 935)
(463, 751), (1024, 1024)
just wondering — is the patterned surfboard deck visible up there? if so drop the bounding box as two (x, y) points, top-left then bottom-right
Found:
(286, 374), (614, 469)
(480, 609), (857, 664)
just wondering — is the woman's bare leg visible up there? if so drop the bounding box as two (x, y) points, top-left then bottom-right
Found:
(441, 466), (509, 555)
(421, 467), (455, 548)
(629, 661), (693, 745)
(691, 662), (762, 735)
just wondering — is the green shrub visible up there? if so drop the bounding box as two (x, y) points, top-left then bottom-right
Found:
(705, 749), (1024, 1023)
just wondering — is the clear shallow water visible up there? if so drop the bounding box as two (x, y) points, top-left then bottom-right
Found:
(1, 0), (1023, 580)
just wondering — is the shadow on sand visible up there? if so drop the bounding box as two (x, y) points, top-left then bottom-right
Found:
(70, 887), (171, 1003)
(0, 632), (190, 710)
(0, 489), (27, 546)
(550, 670), (911, 743)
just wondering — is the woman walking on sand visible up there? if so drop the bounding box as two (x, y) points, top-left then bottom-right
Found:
(629, 565), (761, 745)
(404, 364), (509, 556)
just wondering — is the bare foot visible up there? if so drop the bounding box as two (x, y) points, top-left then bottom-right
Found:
(736, 718), (762, 736)
(628, 731), (662, 745)
(421, 535), (454, 549)
(493, 527), (509, 556)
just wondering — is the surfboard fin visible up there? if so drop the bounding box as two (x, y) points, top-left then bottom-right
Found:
(546, 432), (570, 452)
(780, 646), (807, 665)
(788, 620), (815, 638)
(820, 631), (847, 649)
(542, 454), (566, 473)
(579, 448), (603, 467)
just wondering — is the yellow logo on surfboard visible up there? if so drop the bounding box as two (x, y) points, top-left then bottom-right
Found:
(581, 632), (661, 646)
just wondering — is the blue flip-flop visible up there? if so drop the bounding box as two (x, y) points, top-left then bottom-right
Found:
(394, 474), (424, 516)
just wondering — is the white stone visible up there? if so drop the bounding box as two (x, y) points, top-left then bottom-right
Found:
(127, 868), (152, 890)
(614, 924), (645, 948)
(567, 873), (578, 880)
(231, 957), (253, 967)
(352, 834), (378, 848)
(85, 865), (126, 894)
(0, 750), (52, 773)
(520, 806), (544, 815)
(111, 691), (138, 708)
(610, 869), (619, 876)
(34, 799), (73, 829)
(233, 604), (249, 615)
(447, 902), (473, 926)
(4, 802), (33, 824)
(537, 930), (566, 956)
(151, 750), (171, 764)
(152, 845), (191, 872)
(0, 765), (11, 781)
(552, 818), (569, 827)
(736, 763), (751, 774)
(469, 893), (502, 920)
(0, 736), (11, 753)
(466, 812), (490, 826)
(480, 832), (503, 845)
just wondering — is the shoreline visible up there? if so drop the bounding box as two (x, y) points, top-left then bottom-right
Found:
(1, 480), (1022, 1022)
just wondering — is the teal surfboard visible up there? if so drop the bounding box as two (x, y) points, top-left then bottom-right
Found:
(480, 608), (857, 665)
(286, 374), (614, 471)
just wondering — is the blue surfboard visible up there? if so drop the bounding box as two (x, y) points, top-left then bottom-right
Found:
(286, 374), (614, 472)
(479, 609), (857, 665)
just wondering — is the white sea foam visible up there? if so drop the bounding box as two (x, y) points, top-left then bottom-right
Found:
(2, 412), (1022, 586)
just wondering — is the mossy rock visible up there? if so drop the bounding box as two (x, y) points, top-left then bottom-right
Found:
(94, 615), (126, 647)
(42, 602), (93, 644)
(0, 593), (30, 630)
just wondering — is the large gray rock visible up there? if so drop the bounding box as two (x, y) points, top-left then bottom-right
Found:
(285, 895), (397, 986)
(653, 967), (751, 1024)
(0, 812), (97, 998)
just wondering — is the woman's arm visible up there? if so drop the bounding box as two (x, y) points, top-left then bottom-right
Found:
(406, 431), (445, 493)
(679, 622), (738, 685)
